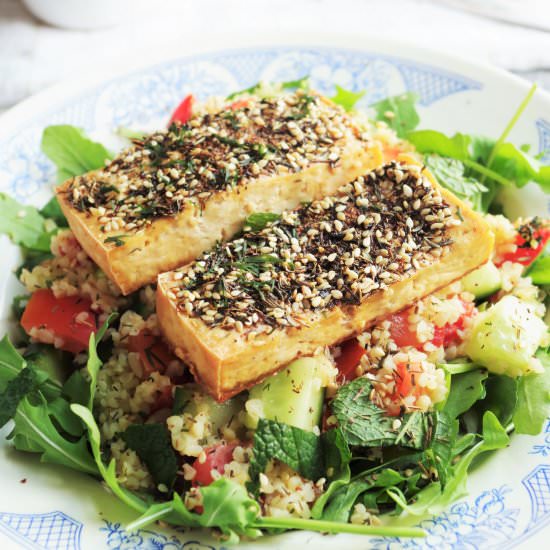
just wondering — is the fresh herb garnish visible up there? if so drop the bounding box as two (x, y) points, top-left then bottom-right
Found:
(371, 92), (420, 138)
(104, 234), (129, 247)
(330, 85), (365, 112)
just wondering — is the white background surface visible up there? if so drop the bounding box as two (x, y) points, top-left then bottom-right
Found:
(1, 0), (550, 114)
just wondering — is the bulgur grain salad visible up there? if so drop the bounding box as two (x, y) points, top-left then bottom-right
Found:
(1, 78), (550, 543)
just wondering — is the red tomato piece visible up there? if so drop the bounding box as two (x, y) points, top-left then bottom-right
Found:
(20, 289), (96, 354)
(168, 94), (194, 125)
(149, 385), (174, 414)
(335, 338), (365, 382)
(228, 98), (250, 110)
(393, 362), (413, 399)
(192, 443), (239, 486)
(127, 330), (177, 376)
(497, 227), (550, 267)
(431, 300), (475, 348)
(388, 309), (419, 348)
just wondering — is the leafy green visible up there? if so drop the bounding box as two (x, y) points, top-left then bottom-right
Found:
(332, 377), (432, 449)
(443, 369), (488, 419)
(0, 193), (52, 251)
(424, 155), (487, 207)
(41, 125), (112, 183)
(122, 423), (178, 488)
(0, 368), (38, 428)
(330, 85), (365, 111)
(526, 243), (550, 285)
(371, 93), (420, 138)
(407, 130), (470, 159)
(243, 212), (281, 232)
(0, 335), (26, 387)
(226, 76), (309, 100)
(39, 196), (67, 227)
(249, 419), (324, 485)
(10, 395), (96, 474)
(513, 348), (550, 434)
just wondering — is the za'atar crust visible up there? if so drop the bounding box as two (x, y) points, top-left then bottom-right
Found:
(157, 159), (494, 401)
(56, 91), (382, 295)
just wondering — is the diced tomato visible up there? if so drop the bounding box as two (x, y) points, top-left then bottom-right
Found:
(393, 362), (413, 399)
(431, 300), (475, 348)
(497, 226), (550, 267)
(228, 98), (250, 110)
(127, 330), (177, 376)
(150, 385), (174, 414)
(335, 338), (365, 382)
(168, 94), (194, 125)
(192, 443), (239, 486)
(20, 289), (96, 354)
(388, 309), (420, 348)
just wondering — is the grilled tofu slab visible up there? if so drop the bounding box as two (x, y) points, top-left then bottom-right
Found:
(157, 160), (494, 401)
(56, 91), (382, 294)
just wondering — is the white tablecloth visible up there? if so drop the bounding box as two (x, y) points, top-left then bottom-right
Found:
(1, 0), (550, 113)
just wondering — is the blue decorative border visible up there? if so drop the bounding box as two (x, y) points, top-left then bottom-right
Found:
(0, 511), (82, 550)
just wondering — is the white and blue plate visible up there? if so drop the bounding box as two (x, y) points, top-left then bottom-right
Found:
(0, 36), (549, 549)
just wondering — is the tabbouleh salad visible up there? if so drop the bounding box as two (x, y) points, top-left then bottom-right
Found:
(0, 78), (550, 543)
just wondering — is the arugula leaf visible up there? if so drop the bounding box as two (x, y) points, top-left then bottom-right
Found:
(321, 480), (371, 522)
(0, 193), (52, 252)
(424, 155), (488, 205)
(226, 76), (309, 100)
(249, 419), (324, 485)
(442, 369), (488, 419)
(122, 423), (178, 488)
(330, 85), (365, 112)
(332, 377), (432, 449)
(427, 412), (457, 488)
(474, 375), (517, 429)
(10, 395), (97, 474)
(243, 212), (281, 232)
(40, 196), (68, 227)
(310, 428), (352, 519)
(407, 130), (470, 159)
(526, 243), (550, 285)
(0, 368), (37, 428)
(513, 348), (550, 435)
(41, 125), (112, 183)
(0, 335), (26, 387)
(370, 93), (419, 138)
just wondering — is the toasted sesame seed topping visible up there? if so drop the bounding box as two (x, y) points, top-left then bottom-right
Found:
(65, 91), (362, 237)
(166, 162), (460, 333)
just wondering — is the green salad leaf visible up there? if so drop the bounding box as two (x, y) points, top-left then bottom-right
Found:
(442, 368), (488, 419)
(526, 243), (550, 285)
(39, 196), (68, 227)
(332, 377), (432, 449)
(122, 423), (178, 488)
(330, 85), (365, 112)
(41, 125), (112, 183)
(371, 92), (420, 138)
(513, 348), (550, 435)
(0, 368), (38, 428)
(226, 76), (309, 100)
(0, 193), (52, 252)
(249, 419), (325, 485)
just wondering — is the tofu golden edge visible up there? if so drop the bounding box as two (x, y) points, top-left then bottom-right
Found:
(156, 162), (495, 402)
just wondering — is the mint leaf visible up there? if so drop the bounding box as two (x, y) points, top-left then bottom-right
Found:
(41, 125), (112, 183)
(0, 193), (52, 252)
(331, 377), (433, 449)
(513, 348), (550, 435)
(330, 85), (365, 112)
(249, 419), (324, 485)
(371, 93), (419, 138)
(122, 423), (178, 488)
(243, 212), (281, 232)
(0, 368), (37, 428)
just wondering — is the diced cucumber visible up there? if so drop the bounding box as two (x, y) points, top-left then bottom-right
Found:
(461, 261), (501, 300)
(464, 295), (547, 377)
(244, 356), (333, 432)
(173, 384), (244, 432)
